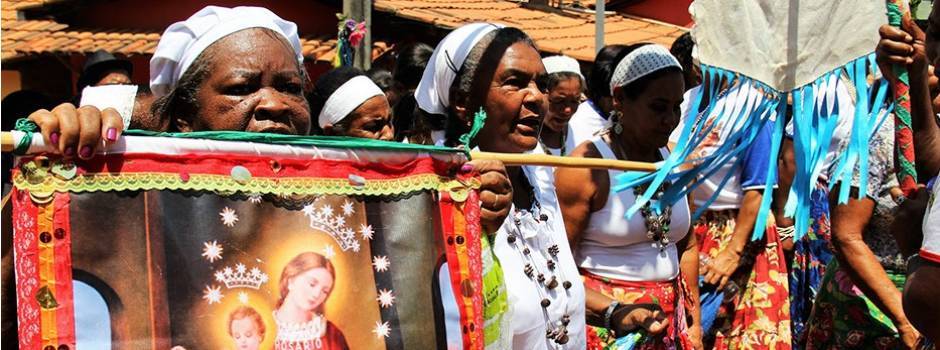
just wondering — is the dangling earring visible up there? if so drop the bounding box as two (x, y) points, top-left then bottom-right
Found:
(611, 111), (623, 135)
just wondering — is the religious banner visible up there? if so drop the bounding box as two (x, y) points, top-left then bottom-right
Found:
(9, 133), (484, 350)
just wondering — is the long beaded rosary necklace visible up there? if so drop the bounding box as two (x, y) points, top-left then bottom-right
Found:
(504, 177), (574, 345)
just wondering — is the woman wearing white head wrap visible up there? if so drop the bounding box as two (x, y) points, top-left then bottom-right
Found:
(412, 22), (504, 145)
(418, 22), (662, 350)
(311, 66), (393, 140)
(148, 5), (311, 135)
(26, 5), (311, 160)
(538, 55), (585, 157)
(555, 43), (705, 349)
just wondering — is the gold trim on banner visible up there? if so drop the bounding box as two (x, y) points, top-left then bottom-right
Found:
(12, 171), (481, 198)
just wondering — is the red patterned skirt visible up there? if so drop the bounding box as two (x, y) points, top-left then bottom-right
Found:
(695, 210), (791, 350)
(582, 270), (695, 350)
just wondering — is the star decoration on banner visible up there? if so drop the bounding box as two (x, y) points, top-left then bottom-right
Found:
(247, 195), (262, 204)
(372, 255), (390, 272)
(341, 200), (355, 216)
(203, 285), (223, 305)
(377, 289), (395, 308)
(201, 241), (223, 263)
(238, 291), (249, 304)
(360, 224), (374, 241)
(219, 207), (239, 227)
(320, 204), (334, 217)
(323, 244), (336, 260)
(373, 321), (391, 338)
(302, 203), (317, 216)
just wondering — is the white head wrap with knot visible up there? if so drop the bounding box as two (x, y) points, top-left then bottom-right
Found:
(609, 44), (681, 95)
(317, 75), (385, 128)
(149, 6), (303, 98)
(542, 55), (584, 79)
(414, 22), (504, 115)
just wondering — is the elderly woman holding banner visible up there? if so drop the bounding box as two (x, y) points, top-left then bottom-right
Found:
(22, 6), (511, 232)
(414, 22), (668, 349)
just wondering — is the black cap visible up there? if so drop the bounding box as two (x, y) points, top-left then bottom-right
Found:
(77, 50), (133, 90)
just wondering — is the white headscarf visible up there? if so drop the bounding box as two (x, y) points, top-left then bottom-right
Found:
(414, 22), (504, 115)
(317, 75), (385, 128)
(609, 44), (681, 95)
(150, 6), (303, 98)
(542, 55), (583, 79)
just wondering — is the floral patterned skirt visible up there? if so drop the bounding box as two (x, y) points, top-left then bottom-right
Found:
(804, 259), (907, 350)
(789, 186), (833, 347)
(695, 210), (792, 350)
(582, 271), (694, 350)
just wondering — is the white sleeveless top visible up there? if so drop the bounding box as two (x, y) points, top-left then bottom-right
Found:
(491, 147), (587, 349)
(576, 136), (691, 282)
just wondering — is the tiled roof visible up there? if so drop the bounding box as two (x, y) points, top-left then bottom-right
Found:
(0, 0), (387, 63)
(0, 21), (369, 63)
(374, 0), (687, 62)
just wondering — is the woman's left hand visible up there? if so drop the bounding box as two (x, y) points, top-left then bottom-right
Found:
(686, 324), (704, 350)
(464, 159), (512, 235)
(898, 323), (923, 350)
(701, 249), (741, 290)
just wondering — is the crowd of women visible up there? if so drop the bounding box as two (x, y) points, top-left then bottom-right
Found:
(17, 4), (940, 350)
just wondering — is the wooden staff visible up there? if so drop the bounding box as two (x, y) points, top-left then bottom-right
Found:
(0, 131), (659, 172)
(470, 151), (657, 171)
(1, 132), (13, 153)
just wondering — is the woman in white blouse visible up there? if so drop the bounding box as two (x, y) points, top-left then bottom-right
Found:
(556, 43), (703, 350)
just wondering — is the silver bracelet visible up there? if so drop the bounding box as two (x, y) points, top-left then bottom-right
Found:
(604, 300), (620, 332)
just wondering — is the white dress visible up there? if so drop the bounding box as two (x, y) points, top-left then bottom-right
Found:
(568, 100), (608, 152)
(921, 173), (940, 263)
(491, 146), (587, 349)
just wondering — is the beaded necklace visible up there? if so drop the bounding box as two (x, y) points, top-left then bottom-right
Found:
(539, 125), (568, 156)
(632, 183), (673, 252)
(605, 132), (673, 252)
(505, 176), (574, 345)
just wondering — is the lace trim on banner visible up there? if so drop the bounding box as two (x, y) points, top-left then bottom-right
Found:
(13, 171), (480, 198)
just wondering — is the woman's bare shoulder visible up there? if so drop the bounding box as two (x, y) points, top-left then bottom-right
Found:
(568, 137), (603, 159)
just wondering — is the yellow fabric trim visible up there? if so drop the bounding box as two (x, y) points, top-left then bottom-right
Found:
(37, 200), (57, 346)
(14, 172), (480, 197)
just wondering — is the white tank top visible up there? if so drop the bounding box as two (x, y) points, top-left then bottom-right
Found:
(576, 136), (691, 282)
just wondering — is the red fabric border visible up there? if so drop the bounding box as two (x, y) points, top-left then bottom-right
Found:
(53, 193), (75, 347)
(920, 248), (940, 264)
(50, 152), (459, 180)
(463, 189), (485, 348)
(13, 189), (41, 348)
(439, 185), (485, 350)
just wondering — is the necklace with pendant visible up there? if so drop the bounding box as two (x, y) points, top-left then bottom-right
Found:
(632, 183), (673, 252)
(605, 133), (673, 252)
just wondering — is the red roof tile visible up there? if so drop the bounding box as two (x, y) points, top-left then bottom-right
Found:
(1, 20), (386, 63)
(1, 0), (389, 62)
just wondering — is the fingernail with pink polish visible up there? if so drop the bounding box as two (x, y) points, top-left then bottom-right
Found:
(50, 132), (59, 145)
(106, 128), (118, 142)
(460, 164), (474, 174)
(79, 146), (92, 158)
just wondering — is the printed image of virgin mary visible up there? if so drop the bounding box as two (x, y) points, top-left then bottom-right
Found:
(274, 252), (349, 350)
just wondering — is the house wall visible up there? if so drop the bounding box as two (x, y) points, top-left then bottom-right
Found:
(61, 0), (341, 37)
(618, 0), (693, 27)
